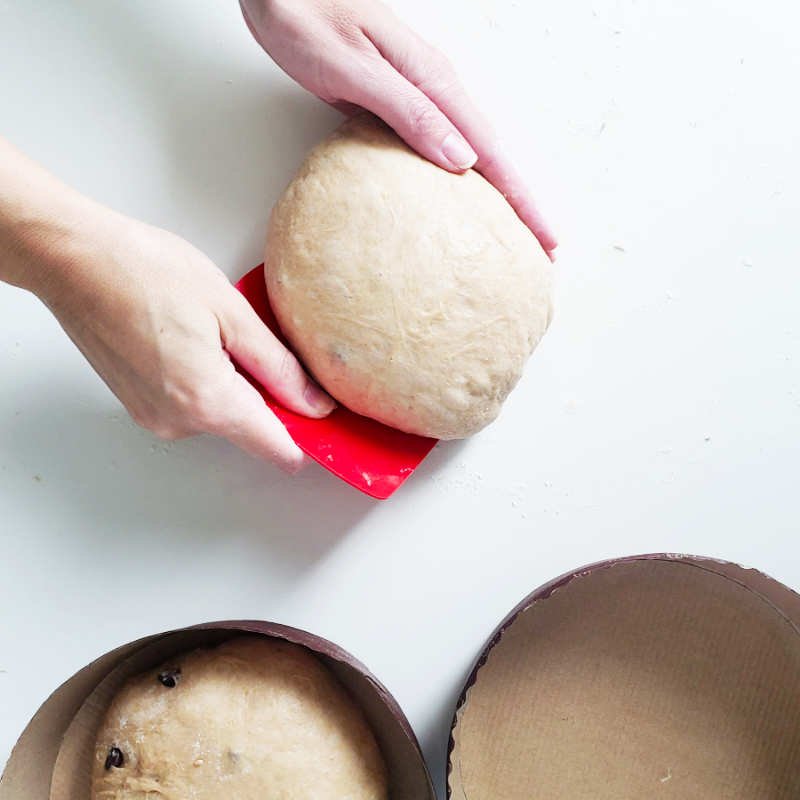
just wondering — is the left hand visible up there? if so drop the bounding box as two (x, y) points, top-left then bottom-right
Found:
(240, 0), (558, 257)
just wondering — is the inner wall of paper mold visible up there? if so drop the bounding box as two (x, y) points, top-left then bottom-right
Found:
(449, 559), (800, 799)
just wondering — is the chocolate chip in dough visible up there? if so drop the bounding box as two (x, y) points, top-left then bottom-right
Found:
(157, 668), (181, 688)
(104, 747), (124, 770)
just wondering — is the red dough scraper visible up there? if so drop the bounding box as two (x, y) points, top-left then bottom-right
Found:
(234, 265), (438, 499)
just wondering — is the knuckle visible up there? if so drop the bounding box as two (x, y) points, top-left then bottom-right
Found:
(163, 381), (192, 414)
(405, 97), (441, 137)
(427, 72), (460, 101)
(128, 408), (153, 432)
(333, 53), (382, 103)
(326, 8), (364, 47)
(128, 396), (204, 441)
(132, 410), (184, 441)
(191, 399), (222, 432)
(163, 379), (220, 430)
(151, 423), (184, 442)
(276, 348), (301, 387)
(185, 389), (221, 430)
(429, 48), (455, 79)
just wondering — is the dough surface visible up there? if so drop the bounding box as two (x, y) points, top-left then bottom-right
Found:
(91, 636), (388, 800)
(266, 114), (553, 440)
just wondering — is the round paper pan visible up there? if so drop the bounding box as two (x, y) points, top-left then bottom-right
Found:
(1, 620), (434, 800)
(448, 554), (800, 799)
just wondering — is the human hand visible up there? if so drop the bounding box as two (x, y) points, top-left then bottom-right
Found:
(239, 0), (558, 257)
(28, 208), (335, 472)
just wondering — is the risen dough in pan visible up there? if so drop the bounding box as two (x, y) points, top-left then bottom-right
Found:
(91, 636), (388, 800)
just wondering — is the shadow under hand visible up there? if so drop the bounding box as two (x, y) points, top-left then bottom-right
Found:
(2, 379), (376, 577)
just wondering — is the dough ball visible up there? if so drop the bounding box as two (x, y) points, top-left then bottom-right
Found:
(266, 114), (553, 440)
(91, 636), (388, 800)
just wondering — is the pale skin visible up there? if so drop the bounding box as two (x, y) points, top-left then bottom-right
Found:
(0, 0), (556, 473)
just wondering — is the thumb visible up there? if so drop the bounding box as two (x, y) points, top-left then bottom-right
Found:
(221, 290), (336, 419)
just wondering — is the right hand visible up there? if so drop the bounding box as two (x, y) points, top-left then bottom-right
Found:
(240, 0), (558, 257)
(29, 206), (334, 473)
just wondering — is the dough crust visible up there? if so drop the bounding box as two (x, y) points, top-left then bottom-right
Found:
(266, 114), (553, 439)
(91, 636), (388, 800)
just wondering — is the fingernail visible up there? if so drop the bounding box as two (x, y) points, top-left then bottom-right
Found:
(441, 132), (478, 170)
(304, 380), (336, 415)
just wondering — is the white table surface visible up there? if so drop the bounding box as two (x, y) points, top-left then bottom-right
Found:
(1, 0), (798, 794)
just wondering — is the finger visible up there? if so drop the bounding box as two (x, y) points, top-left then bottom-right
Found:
(207, 370), (307, 473)
(363, 18), (558, 254)
(343, 59), (478, 173)
(473, 149), (559, 257)
(221, 292), (336, 418)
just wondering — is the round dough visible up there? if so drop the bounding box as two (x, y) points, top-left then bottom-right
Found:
(91, 637), (388, 800)
(266, 114), (553, 440)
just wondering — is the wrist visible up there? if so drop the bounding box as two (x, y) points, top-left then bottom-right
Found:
(0, 137), (116, 305)
(9, 196), (110, 301)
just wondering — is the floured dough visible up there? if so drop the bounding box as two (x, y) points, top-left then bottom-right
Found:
(91, 637), (388, 800)
(266, 114), (553, 440)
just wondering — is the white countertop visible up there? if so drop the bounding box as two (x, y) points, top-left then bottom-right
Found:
(1, 1), (798, 794)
